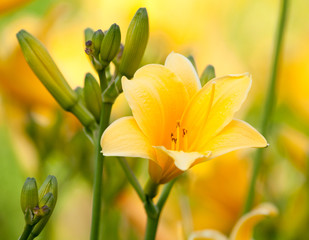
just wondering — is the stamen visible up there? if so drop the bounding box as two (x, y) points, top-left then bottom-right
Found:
(183, 128), (188, 151)
(171, 133), (176, 150)
(176, 121), (180, 151)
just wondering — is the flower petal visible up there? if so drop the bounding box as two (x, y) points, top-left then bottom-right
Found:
(230, 203), (278, 240)
(188, 230), (228, 240)
(165, 52), (201, 97)
(154, 146), (211, 171)
(181, 73), (252, 151)
(122, 64), (190, 147)
(203, 119), (267, 158)
(101, 116), (155, 160)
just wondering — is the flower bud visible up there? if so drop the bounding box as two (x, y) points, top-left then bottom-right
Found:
(84, 73), (102, 123)
(92, 29), (104, 54)
(16, 30), (78, 111)
(21, 178), (39, 214)
(84, 28), (94, 42)
(17, 30), (97, 129)
(38, 175), (58, 202)
(200, 64), (216, 86)
(99, 24), (121, 67)
(119, 8), (149, 79)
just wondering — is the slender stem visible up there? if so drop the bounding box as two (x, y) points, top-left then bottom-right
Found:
(98, 69), (107, 91)
(19, 224), (34, 240)
(117, 157), (146, 202)
(157, 179), (176, 211)
(145, 214), (159, 240)
(90, 68), (113, 240)
(243, 0), (289, 213)
(144, 179), (176, 240)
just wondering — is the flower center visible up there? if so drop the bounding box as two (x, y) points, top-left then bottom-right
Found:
(170, 120), (188, 151)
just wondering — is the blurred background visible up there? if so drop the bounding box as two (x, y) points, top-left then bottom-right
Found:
(0, 0), (308, 239)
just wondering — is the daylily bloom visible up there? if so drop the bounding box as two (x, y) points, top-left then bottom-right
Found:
(101, 52), (267, 183)
(188, 203), (278, 240)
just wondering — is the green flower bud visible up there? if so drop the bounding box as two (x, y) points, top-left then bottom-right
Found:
(84, 73), (102, 123)
(92, 30), (104, 54)
(21, 178), (39, 214)
(99, 24), (121, 67)
(84, 28), (94, 42)
(38, 175), (58, 202)
(17, 30), (97, 130)
(200, 64), (216, 86)
(119, 8), (149, 79)
(16, 30), (78, 111)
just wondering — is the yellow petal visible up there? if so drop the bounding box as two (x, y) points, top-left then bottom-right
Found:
(203, 119), (267, 158)
(165, 52), (201, 97)
(188, 230), (228, 240)
(230, 203), (278, 240)
(101, 116), (155, 160)
(154, 146), (211, 171)
(122, 64), (190, 147)
(181, 73), (252, 151)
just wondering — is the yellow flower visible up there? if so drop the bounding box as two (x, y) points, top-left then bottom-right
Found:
(101, 52), (267, 183)
(188, 203), (278, 240)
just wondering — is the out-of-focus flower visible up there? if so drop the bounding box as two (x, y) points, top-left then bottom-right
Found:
(188, 152), (250, 234)
(0, 0), (31, 13)
(101, 52), (267, 183)
(188, 203), (278, 240)
(278, 126), (309, 173)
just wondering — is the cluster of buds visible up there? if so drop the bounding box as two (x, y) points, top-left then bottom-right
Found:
(84, 8), (149, 101)
(84, 24), (121, 71)
(17, 7), (149, 139)
(20, 176), (58, 239)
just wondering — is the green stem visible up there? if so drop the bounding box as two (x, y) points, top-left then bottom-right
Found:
(145, 214), (159, 240)
(98, 70), (107, 91)
(19, 224), (34, 240)
(157, 179), (176, 211)
(144, 179), (176, 240)
(117, 157), (146, 202)
(243, 0), (289, 213)
(90, 68), (113, 240)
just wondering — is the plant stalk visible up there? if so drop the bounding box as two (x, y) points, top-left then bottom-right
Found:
(90, 68), (112, 240)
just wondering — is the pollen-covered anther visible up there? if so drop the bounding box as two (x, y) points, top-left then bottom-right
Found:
(171, 133), (177, 150)
(182, 128), (188, 151)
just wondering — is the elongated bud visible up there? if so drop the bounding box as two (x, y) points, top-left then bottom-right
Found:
(21, 178), (39, 214)
(84, 73), (102, 123)
(92, 30), (104, 54)
(17, 30), (97, 130)
(200, 65), (216, 86)
(38, 175), (58, 202)
(99, 24), (121, 67)
(16, 30), (78, 111)
(119, 8), (149, 79)
(84, 28), (94, 42)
